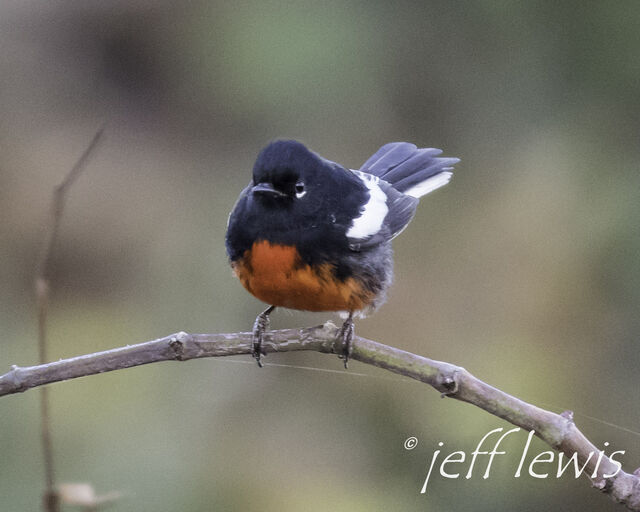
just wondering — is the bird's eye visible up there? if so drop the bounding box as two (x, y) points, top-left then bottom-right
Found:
(295, 182), (306, 198)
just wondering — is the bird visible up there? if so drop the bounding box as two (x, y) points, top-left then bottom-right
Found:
(225, 140), (459, 367)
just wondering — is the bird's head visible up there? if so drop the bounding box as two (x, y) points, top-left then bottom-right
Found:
(251, 140), (324, 202)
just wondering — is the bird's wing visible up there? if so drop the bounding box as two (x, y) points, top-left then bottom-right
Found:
(345, 142), (458, 250)
(345, 170), (419, 251)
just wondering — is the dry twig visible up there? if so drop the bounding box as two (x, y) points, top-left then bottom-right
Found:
(1, 324), (639, 510)
(35, 127), (106, 512)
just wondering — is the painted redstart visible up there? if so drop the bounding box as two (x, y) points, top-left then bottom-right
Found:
(226, 140), (459, 367)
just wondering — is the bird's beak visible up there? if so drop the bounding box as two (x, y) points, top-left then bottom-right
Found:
(252, 182), (287, 197)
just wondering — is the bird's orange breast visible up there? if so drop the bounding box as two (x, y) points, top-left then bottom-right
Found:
(232, 240), (373, 312)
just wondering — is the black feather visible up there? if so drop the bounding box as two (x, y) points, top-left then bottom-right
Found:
(359, 143), (458, 195)
(359, 142), (417, 176)
(392, 157), (458, 193)
(379, 148), (442, 183)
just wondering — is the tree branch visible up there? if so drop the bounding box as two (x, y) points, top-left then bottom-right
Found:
(1, 323), (638, 509)
(35, 126), (106, 512)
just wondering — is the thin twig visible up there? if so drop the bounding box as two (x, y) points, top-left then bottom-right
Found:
(35, 127), (106, 512)
(1, 325), (639, 510)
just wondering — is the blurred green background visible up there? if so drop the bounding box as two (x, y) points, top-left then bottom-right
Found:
(1, 1), (639, 510)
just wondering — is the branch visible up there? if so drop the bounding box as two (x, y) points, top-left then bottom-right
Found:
(35, 126), (106, 512)
(1, 324), (638, 509)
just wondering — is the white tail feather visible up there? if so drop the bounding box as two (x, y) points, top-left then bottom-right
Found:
(403, 171), (452, 198)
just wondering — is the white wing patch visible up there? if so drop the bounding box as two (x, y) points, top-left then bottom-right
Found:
(347, 170), (389, 239)
(403, 171), (452, 198)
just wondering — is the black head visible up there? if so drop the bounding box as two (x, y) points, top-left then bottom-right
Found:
(251, 140), (323, 201)
(248, 139), (367, 224)
(249, 139), (368, 212)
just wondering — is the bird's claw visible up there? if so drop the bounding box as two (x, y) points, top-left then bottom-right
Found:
(252, 306), (274, 367)
(337, 313), (354, 369)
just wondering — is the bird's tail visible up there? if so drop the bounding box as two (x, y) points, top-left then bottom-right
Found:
(359, 142), (459, 198)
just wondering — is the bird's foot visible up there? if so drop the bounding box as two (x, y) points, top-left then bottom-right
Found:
(252, 305), (275, 367)
(337, 312), (354, 369)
